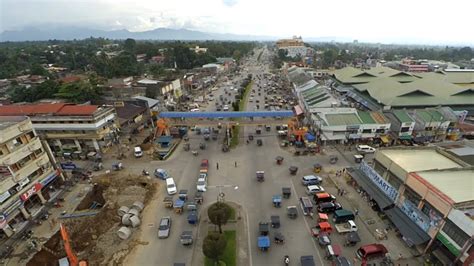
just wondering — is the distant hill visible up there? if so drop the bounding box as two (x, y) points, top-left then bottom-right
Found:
(0, 27), (278, 42)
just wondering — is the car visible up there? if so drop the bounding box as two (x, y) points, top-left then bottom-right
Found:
(196, 177), (207, 192)
(317, 202), (343, 213)
(190, 108), (200, 112)
(301, 175), (323, 186)
(356, 145), (376, 154)
(249, 97), (254, 102)
(154, 168), (170, 179)
(166, 178), (177, 195)
(306, 185), (325, 195)
(180, 231), (193, 245)
(300, 255), (315, 266)
(158, 216), (172, 238)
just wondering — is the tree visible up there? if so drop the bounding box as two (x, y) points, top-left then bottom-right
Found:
(202, 232), (227, 265)
(208, 202), (232, 234)
(30, 63), (48, 76)
(124, 38), (136, 54)
(55, 81), (102, 103)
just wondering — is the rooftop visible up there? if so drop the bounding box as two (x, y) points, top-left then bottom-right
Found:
(393, 110), (414, 123)
(0, 103), (99, 117)
(414, 110), (445, 123)
(0, 116), (28, 130)
(325, 113), (361, 126)
(378, 149), (463, 173)
(414, 169), (474, 204)
(358, 111), (376, 124)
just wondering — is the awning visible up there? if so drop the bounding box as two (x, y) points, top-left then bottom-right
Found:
(399, 135), (412, 140)
(346, 168), (394, 210)
(384, 207), (431, 245)
(294, 105), (304, 116)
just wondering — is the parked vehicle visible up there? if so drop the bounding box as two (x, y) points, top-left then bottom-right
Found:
(335, 220), (358, 233)
(166, 178), (177, 195)
(299, 197), (313, 216)
(313, 192), (336, 204)
(158, 216), (172, 238)
(134, 146), (143, 158)
(154, 168), (170, 179)
(356, 244), (388, 261)
(306, 185), (325, 195)
(317, 202), (342, 213)
(356, 145), (376, 154)
(333, 209), (355, 224)
(300, 255), (315, 266)
(180, 231), (193, 245)
(333, 256), (352, 266)
(196, 177), (207, 192)
(301, 175), (323, 186)
(344, 231), (361, 247)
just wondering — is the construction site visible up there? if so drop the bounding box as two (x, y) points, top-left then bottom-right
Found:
(27, 173), (157, 266)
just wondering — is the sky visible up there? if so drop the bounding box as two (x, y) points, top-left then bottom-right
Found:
(1, 0), (473, 44)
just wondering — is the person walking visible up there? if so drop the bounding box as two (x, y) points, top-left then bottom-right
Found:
(234, 161), (237, 167)
(355, 209), (359, 216)
(216, 163), (219, 170)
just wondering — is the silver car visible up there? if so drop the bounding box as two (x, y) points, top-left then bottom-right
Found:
(158, 216), (171, 239)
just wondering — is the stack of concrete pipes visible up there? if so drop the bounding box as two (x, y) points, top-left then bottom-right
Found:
(117, 201), (145, 240)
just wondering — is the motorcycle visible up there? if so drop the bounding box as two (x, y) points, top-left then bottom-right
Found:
(142, 169), (149, 176)
(284, 255), (290, 265)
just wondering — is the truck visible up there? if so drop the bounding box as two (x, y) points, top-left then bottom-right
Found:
(333, 209), (355, 224)
(335, 220), (358, 233)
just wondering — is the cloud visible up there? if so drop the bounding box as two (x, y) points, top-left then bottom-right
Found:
(222, 0), (238, 7)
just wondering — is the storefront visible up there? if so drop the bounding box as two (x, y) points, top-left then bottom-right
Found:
(1, 199), (28, 237)
(21, 183), (45, 217)
(39, 170), (62, 202)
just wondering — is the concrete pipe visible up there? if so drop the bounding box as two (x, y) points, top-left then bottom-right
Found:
(129, 216), (141, 228)
(131, 201), (144, 212)
(128, 208), (139, 217)
(118, 206), (130, 217)
(117, 226), (131, 240)
(121, 214), (132, 226)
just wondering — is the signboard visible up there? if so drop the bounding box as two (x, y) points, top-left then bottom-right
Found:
(60, 162), (77, 170)
(0, 213), (7, 229)
(437, 232), (461, 257)
(346, 125), (360, 130)
(400, 199), (430, 232)
(40, 172), (58, 186)
(359, 161), (399, 201)
(20, 183), (43, 201)
(0, 191), (11, 204)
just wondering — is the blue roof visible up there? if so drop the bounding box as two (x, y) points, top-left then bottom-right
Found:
(156, 136), (172, 143)
(257, 236), (270, 247)
(159, 111), (294, 118)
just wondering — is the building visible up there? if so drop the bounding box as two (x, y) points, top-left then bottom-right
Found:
(190, 46), (208, 54)
(346, 147), (473, 265)
(311, 108), (390, 144)
(0, 117), (63, 238)
(276, 36), (304, 49)
(384, 110), (416, 141)
(0, 103), (118, 153)
(276, 36), (313, 58)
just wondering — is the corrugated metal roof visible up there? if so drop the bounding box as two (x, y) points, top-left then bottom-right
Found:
(325, 113), (361, 126)
(358, 111), (376, 124)
(393, 110), (414, 123)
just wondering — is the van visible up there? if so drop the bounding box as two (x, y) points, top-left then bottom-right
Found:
(313, 192), (336, 204)
(333, 209), (355, 224)
(134, 146), (143, 158)
(301, 175), (322, 186)
(356, 244), (388, 261)
(356, 145), (376, 154)
(166, 178), (177, 195)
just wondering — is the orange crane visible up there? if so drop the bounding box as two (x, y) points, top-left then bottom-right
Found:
(60, 223), (87, 266)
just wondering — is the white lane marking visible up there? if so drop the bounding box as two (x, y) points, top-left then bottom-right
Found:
(246, 211), (253, 266)
(290, 180), (325, 266)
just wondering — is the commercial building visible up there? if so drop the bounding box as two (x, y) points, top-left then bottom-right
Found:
(0, 103), (119, 153)
(276, 36), (313, 58)
(346, 147), (473, 265)
(276, 36), (304, 48)
(0, 117), (63, 238)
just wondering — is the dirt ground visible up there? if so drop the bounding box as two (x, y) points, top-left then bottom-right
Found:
(27, 173), (158, 266)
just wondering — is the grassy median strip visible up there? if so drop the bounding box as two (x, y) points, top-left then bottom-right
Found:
(230, 126), (240, 147)
(257, 50), (263, 61)
(204, 230), (237, 266)
(239, 80), (253, 111)
(230, 80), (253, 148)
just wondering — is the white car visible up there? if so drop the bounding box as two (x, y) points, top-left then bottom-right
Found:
(356, 145), (376, 154)
(196, 177), (207, 192)
(306, 185), (325, 195)
(249, 97), (254, 102)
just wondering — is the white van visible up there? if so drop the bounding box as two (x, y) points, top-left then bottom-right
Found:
(134, 146), (143, 158)
(166, 178), (177, 195)
(356, 145), (376, 154)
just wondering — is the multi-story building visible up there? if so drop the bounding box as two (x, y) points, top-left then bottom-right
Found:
(276, 36), (304, 48)
(0, 103), (118, 153)
(346, 146), (473, 265)
(0, 117), (63, 238)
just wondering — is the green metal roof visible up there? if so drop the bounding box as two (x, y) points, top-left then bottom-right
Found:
(393, 110), (414, 123)
(358, 111), (376, 124)
(325, 113), (361, 126)
(416, 110), (444, 122)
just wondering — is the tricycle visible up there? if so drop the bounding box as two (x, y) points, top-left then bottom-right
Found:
(180, 231), (193, 246)
(192, 150), (199, 156)
(282, 187), (291, 199)
(258, 222), (269, 236)
(329, 155), (338, 164)
(313, 163), (322, 173)
(289, 166), (298, 175)
(256, 171), (265, 182)
(257, 236), (270, 251)
(163, 196), (173, 208)
(272, 195), (282, 208)
(287, 206), (298, 219)
(112, 162), (123, 171)
(311, 222), (332, 237)
(194, 191), (203, 204)
(199, 143), (206, 150)
(275, 156), (284, 165)
(174, 199), (185, 214)
(274, 232), (285, 244)
(271, 215), (280, 228)
(183, 143), (190, 151)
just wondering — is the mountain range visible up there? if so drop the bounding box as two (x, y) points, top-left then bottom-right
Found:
(0, 26), (355, 43)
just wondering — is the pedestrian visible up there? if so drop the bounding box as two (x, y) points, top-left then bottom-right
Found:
(234, 161), (237, 167)
(216, 163), (219, 170)
(337, 188), (341, 195)
(355, 209), (359, 216)
(343, 168), (346, 174)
